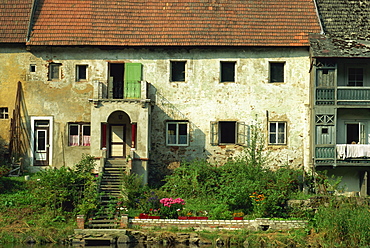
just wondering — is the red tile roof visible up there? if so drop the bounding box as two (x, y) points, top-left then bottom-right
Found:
(3, 0), (322, 47)
(0, 0), (33, 43)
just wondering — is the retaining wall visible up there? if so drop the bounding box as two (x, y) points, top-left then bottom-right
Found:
(129, 218), (308, 231)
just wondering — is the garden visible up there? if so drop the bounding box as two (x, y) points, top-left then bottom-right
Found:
(2, 126), (370, 246)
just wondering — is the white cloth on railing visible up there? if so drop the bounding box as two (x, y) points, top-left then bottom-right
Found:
(337, 144), (370, 159)
(336, 144), (346, 159)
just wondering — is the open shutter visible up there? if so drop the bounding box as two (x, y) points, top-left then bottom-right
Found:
(236, 122), (248, 145)
(124, 63), (142, 99)
(210, 121), (219, 145)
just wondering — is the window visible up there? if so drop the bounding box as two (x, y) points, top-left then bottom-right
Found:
(166, 121), (189, 146)
(49, 63), (61, 80)
(210, 121), (247, 145)
(108, 63), (142, 99)
(76, 65), (88, 81)
(30, 64), (36, 72)
(0, 108), (8, 119)
(269, 62), (285, 83)
(69, 123), (91, 146)
(220, 61), (236, 82)
(269, 122), (286, 144)
(348, 68), (363, 86)
(170, 61), (186, 82)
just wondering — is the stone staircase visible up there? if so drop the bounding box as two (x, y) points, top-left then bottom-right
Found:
(88, 159), (129, 229)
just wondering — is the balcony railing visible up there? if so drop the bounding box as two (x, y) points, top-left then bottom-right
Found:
(315, 144), (370, 161)
(93, 80), (148, 100)
(316, 87), (370, 105)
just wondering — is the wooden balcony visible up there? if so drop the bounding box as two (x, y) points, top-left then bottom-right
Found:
(316, 87), (370, 105)
(315, 145), (370, 166)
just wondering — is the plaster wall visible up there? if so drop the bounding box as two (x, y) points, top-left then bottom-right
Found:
(0, 46), (29, 142)
(1, 46), (311, 180)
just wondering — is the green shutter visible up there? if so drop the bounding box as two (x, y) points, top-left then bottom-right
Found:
(124, 63), (142, 99)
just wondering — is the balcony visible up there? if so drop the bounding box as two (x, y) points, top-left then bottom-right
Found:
(315, 145), (370, 166)
(316, 87), (370, 105)
(89, 80), (150, 108)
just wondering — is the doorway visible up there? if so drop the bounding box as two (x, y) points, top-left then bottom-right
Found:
(32, 118), (52, 166)
(346, 123), (365, 144)
(110, 124), (126, 158)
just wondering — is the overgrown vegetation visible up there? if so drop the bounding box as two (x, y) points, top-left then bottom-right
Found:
(0, 154), (99, 244)
(1, 125), (370, 247)
(123, 125), (307, 219)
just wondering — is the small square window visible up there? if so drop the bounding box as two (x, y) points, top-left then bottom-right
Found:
(166, 121), (189, 146)
(0, 108), (8, 119)
(76, 65), (88, 81)
(220, 61), (236, 82)
(30, 64), (36, 72)
(49, 63), (61, 80)
(322, 128), (329, 134)
(269, 62), (285, 83)
(69, 123), (90, 146)
(269, 122), (286, 144)
(170, 61), (186, 82)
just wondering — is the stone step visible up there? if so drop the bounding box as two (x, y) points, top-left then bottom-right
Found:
(105, 159), (128, 166)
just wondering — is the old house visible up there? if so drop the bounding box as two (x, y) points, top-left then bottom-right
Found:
(0, 0), (321, 184)
(311, 0), (370, 195)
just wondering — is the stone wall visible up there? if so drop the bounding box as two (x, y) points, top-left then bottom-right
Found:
(130, 218), (308, 231)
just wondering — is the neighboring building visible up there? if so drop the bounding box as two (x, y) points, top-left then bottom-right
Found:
(310, 0), (370, 195)
(0, 0), (321, 184)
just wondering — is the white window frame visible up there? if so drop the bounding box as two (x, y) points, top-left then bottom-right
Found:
(166, 121), (189, 146)
(30, 116), (53, 166)
(269, 122), (287, 145)
(76, 64), (88, 81)
(69, 123), (91, 146)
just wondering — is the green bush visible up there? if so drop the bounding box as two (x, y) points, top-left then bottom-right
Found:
(30, 154), (98, 215)
(312, 198), (370, 247)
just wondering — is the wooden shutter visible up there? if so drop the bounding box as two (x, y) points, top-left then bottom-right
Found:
(210, 121), (219, 145)
(236, 122), (248, 145)
(124, 63), (142, 99)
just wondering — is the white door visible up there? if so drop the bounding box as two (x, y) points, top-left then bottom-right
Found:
(34, 120), (49, 165)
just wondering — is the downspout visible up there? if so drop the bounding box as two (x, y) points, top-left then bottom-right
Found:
(26, 0), (39, 42)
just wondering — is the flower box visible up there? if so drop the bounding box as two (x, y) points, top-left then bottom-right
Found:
(139, 214), (160, 219)
(187, 216), (208, 220)
(178, 216), (188, 220)
(139, 213), (149, 219)
(233, 217), (243, 220)
(148, 216), (160, 219)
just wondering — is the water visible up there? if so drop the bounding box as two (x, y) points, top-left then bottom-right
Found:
(1, 244), (219, 248)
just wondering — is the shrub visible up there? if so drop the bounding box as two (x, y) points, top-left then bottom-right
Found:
(30, 154), (98, 216)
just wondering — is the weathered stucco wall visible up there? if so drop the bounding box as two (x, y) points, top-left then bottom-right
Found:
(0, 46), (311, 182)
(0, 46), (30, 142)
